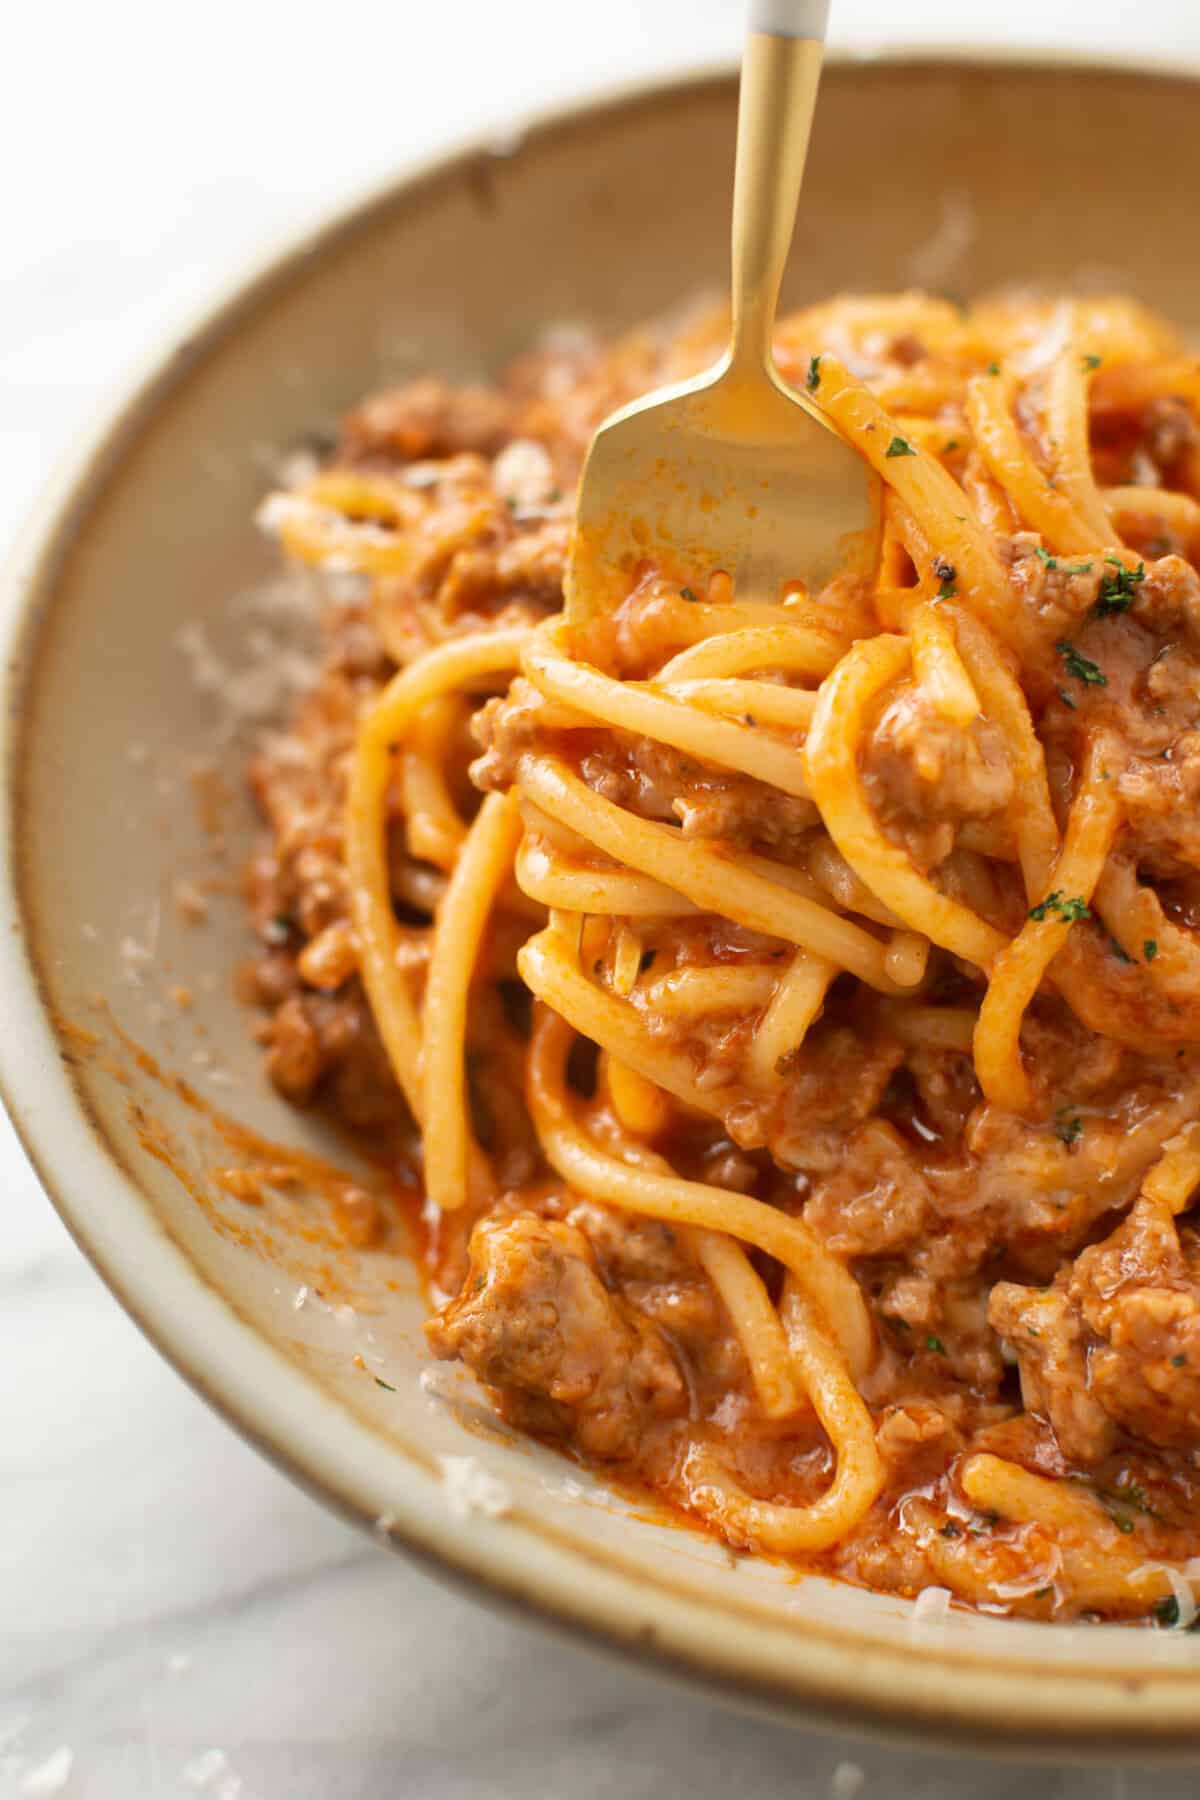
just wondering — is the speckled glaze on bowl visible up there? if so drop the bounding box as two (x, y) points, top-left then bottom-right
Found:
(4, 53), (1200, 1760)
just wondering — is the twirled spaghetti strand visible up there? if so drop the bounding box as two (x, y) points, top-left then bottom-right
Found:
(305, 294), (1200, 1618)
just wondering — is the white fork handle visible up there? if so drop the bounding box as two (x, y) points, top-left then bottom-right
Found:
(748, 0), (829, 39)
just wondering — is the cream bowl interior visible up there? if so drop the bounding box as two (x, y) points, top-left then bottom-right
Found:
(5, 55), (1200, 1758)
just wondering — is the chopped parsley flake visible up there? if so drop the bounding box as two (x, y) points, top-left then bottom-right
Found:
(926, 1334), (946, 1354)
(679, 586), (699, 603)
(1077, 1477), (1159, 1528)
(1172, 1353), (1188, 1368)
(1038, 548), (1098, 577)
(1155, 1595), (1181, 1627)
(264, 913), (296, 945)
(1095, 556), (1146, 617)
(986, 360), (1000, 375)
(885, 435), (916, 459)
(933, 557), (957, 599)
(943, 438), (961, 453)
(1029, 891), (1092, 923)
(1082, 353), (1103, 371)
(1036, 549), (1094, 577)
(806, 354), (822, 392)
(1054, 1110), (1083, 1146)
(1145, 939), (1159, 962)
(1056, 641), (1108, 686)
(373, 1377), (397, 1392)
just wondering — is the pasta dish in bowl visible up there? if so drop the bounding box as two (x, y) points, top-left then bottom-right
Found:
(251, 289), (1200, 1626)
(11, 56), (1200, 1751)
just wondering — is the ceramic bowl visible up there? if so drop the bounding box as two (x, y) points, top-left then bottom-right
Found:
(4, 53), (1200, 1758)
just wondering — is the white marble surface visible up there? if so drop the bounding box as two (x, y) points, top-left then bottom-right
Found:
(7, 4), (1200, 1794)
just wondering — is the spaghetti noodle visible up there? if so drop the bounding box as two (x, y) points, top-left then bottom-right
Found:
(246, 291), (1200, 1623)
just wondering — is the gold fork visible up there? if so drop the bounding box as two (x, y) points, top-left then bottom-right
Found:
(565, 1), (879, 624)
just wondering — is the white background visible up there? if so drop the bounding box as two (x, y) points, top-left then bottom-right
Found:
(6, 4), (1200, 1796)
